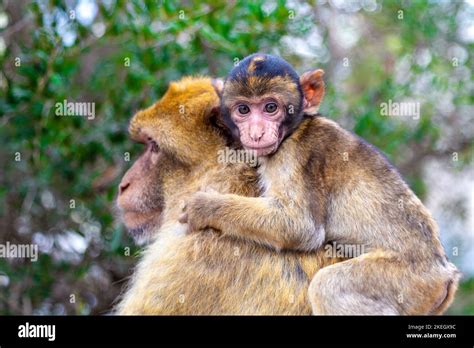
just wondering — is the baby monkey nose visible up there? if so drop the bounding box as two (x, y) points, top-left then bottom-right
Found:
(250, 128), (265, 142)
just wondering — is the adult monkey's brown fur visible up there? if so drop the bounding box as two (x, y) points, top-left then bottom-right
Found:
(116, 77), (342, 314)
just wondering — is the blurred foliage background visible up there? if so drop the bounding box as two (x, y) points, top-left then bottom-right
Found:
(0, 0), (473, 315)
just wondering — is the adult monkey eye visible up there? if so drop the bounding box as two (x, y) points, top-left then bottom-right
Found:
(237, 104), (250, 115)
(150, 140), (159, 153)
(264, 102), (278, 113)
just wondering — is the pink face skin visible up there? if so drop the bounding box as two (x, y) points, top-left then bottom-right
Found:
(230, 96), (286, 157)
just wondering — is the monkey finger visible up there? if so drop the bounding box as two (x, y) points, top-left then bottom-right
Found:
(198, 186), (209, 193)
(178, 213), (188, 224)
(203, 187), (218, 194)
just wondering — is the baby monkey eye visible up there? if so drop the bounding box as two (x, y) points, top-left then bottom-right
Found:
(264, 102), (278, 113)
(237, 104), (250, 114)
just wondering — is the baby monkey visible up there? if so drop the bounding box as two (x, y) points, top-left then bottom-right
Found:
(181, 53), (459, 315)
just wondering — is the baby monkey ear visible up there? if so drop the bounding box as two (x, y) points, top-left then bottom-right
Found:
(300, 69), (325, 115)
(211, 78), (225, 96)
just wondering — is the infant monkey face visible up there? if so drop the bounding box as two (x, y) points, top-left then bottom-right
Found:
(220, 54), (326, 158)
(231, 97), (287, 157)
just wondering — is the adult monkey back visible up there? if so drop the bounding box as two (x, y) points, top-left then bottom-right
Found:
(181, 54), (460, 314)
(116, 77), (343, 314)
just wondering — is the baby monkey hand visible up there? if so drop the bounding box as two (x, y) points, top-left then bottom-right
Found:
(179, 190), (221, 233)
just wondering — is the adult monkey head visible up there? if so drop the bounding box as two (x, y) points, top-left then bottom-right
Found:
(116, 77), (225, 244)
(220, 53), (325, 156)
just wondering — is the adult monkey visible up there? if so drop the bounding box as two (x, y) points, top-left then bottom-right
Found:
(180, 54), (459, 314)
(116, 77), (343, 314)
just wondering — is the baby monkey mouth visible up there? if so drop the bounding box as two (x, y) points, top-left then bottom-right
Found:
(244, 142), (279, 156)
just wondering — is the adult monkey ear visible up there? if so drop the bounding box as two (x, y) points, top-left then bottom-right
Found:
(211, 78), (224, 96)
(300, 69), (325, 115)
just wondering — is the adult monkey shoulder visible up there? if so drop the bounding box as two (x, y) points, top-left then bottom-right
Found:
(115, 76), (341, 314)
(182, 54), (460, 314)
